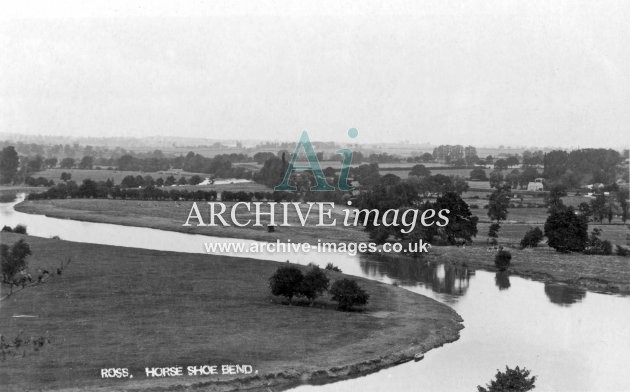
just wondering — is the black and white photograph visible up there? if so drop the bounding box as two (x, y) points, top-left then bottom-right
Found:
(1, 1), (629, 391)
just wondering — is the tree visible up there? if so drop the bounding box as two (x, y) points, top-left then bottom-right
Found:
(78, 155), (94, 169)
(469, 167), (488, 181)
(380, 173), (401, 187)
(420, 153), (433, 163)
(577, 202), (592, 220)
(617, 189), (629, 224)
(431, 192), (479, 245)
(299, 265), (330, 304)
(590, 194), (607, 223)
(164, 175), (176, 186)
(253, 152), (276, 164)
(520, 227), (543, 248)
(0, 146), (19, 184)
(494, 159), (508, 170)
(78, 179), (98, 198)
(545, 185), (567, 213)
(60, 157), (76, 169)
(352, 163), (380, 188)
(269, 265), (304, 304)
(44, 157), (58, 168)
(60, 172), (72, 181)
(488, 223), (500, 245)
(477, 366), (536, 392)
(26, 155), (44, 173)
(12, 224), (27, 234)
(544, 206), (588, 253)
(543, 150), (568, 181)
(518, 166), (538, 189)
(120, 175), (138, 188)
(189, 175), (202, 185)
(487, 186), (510, 223)
(494, 250), (512, 271)
(330, 278), (369, 311)
(1, 239), (32, 283)
(505, 156), (520, 167)
(489, 171), (504, 189)
(409, 164), (431, 178)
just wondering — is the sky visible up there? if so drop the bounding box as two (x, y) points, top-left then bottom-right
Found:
(1, 0), (629, 148)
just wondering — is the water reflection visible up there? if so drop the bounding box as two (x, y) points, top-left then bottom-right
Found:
(544, 282), (587, 306)
(358, 255), (472, 298)
(495, 270), (511, 290)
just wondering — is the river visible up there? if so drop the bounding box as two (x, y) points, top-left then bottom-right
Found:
(2, 195), (629, 391)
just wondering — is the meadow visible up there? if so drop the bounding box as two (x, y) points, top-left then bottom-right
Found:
(0, 233), (462, 392)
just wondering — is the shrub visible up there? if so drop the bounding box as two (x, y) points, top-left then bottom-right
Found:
(12, 225), (27, 235)
(1, 225), (12, 232)
(520, 227), (543, 248)
(616, 245), (630, 257)
(330, 279), (369, 311)
(585, 228), (613, 255)
(494, 250), (512, 271)
(477, 366), (536, 392)
(299, 265), (330, 304)
(269, 266), (304, 304)
(1, 239), (32, 283)
(325, 263), (342, 272)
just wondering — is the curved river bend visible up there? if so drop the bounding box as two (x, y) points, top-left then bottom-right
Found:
(2, 195), (629, 391)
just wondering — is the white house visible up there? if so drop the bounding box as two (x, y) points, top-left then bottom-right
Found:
(527, 178), (544, 191)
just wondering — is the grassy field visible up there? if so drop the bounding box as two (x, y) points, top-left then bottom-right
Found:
(0, 233), (462, 392)
(15, 199), (370, 245)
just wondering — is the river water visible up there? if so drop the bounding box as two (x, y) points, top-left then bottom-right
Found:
(1, 195), (629, 391)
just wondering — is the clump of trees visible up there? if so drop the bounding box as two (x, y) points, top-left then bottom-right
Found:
(520, 227), (543, 249)
(268, 265), (368, 310)
(544, 206), (588, 253)
(477, 366), (536, 392)
(1, 225), (27, 235)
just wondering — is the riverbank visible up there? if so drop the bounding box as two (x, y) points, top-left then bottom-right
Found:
(13, 198), (630, 296)
(426, 245), (630, 295)
(14, 198), (370, 245)
(0, 233), (463, 392)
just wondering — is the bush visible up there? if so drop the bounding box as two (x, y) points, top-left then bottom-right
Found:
(494, 250), (512, 271)
(1, 225), (12, 232)
(1, 239), (32, 283)
(520, 227), (543, 248)
(585, 228), (613, 255)
(12, 225), (27, 235)
(616, 245), (630, 257)
(330, 279), (369, 311)
(477, 366), (536, 392)
(325, 263), (342, 272)
(269, 266), (304, 304)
